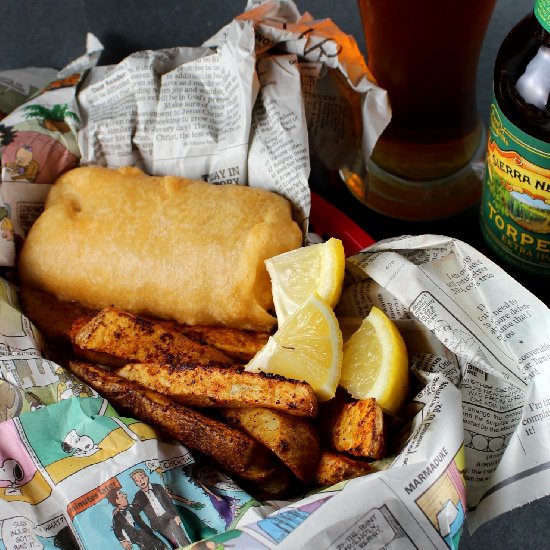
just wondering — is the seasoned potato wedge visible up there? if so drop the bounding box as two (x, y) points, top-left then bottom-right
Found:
(321, 398), (385, 459)
(116, 362), (318, 417)
(19, 286), (95, 343)
(71, 307), (234, 367)
(242, 465), (296, 501)
(68, 361), (277, 482)
(20, 287), (269, 363)
(222, 407), (320, 483)
(314, 449), (376, 487)
(171, 324), (269, 363)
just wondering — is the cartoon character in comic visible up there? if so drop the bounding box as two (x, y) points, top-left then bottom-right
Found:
(61, 429), (100, 457)
(0, 214), (14, 241)
(52, 526), (79, 550)
(183, 464), (240, 530)
(0, 458), (24, 495)
(24, 391), (43, 412)
(5, 144), (39, 182)
(0, 123), (17, 147)
(130, 468), (191, 549)
(1, 128), (79, 184)
(105, 487), (169, 550)
(56, 367), (93, 401)
(167, 488), (218, 542)
(0, 380), (23, 421)
(0, 203), (15, 250)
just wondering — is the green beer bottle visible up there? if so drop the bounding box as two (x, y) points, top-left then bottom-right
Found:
(480, 0), (550, 276)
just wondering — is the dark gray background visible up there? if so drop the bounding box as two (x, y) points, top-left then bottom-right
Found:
(0, 0), (533, 122)
(2, 1), (548, 549)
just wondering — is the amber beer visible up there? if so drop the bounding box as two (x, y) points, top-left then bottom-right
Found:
(354, 0), (497, 220)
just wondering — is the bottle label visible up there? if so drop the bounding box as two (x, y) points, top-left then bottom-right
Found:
(535, 0), (550, 32)
(481, 98), (550, 274)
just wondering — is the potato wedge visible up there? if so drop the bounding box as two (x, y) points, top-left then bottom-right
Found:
(242, 465), (295, 501)
(321, 398), (385, 459)
(19, 286), (95, 343)
(222, 407), (320, 483)
(20, 286), (269, 363)
(116, 363), (318, 418)
(173, 324), (269, 363)
(71, 307), (234, 367)
(68, 361), (277, 482)
(314, 449), (375, 487)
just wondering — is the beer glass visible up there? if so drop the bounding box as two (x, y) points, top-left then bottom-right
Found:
(344, 0), (497, 220)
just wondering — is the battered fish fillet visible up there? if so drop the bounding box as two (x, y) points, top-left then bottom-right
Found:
(18, 165), (302, 331)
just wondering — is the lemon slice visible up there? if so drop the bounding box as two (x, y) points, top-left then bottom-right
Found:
(245, 293), (343, 401)
(340, 307), (409, 415)
(266, 238), (345, 325)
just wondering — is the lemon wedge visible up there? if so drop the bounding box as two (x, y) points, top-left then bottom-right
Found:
(340, 307), (409, 416)
(266, 238), (345, 325)
(245, 293), (343, 401)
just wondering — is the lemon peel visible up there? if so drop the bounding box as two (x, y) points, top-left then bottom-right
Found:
(246, 293), (343, 401)
(266, 238), (345, 325)
(340, 307), (409, 415)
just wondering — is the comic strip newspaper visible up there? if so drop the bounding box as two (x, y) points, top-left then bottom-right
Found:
(0, 0), (550, 549)
(0, 33), (103, 266)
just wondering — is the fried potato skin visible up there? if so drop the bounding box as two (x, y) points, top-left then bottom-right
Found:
(71, 307), (234, 368)
(222, 407), (320, 483)
(19, 286), (269, 364)
(19, 286), (95, 343)
(116, 363), (318, 417)
(68, 361), (277, 482)
(321, 398), (385, 459)
(241, 466), (296, 501)
(314, 449), (375, 487)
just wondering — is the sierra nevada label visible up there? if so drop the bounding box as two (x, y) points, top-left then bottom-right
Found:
(481, 99), (550, 274)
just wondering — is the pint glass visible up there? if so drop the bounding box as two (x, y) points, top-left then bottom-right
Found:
(346, 0), (497, 220)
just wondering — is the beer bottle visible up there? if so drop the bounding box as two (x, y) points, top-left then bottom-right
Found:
(480, 0), (550, 276)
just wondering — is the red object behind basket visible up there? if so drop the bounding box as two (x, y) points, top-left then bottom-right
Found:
(310, 192), (375, 257)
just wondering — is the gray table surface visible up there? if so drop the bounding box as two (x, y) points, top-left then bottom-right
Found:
(1, 1), (547, 548)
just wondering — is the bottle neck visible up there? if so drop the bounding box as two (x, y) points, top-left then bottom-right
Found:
(535, 0), (550, 33)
